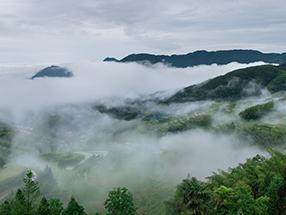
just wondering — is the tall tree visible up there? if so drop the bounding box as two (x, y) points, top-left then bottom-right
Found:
(48, 199), (64, 215)
(174, 177), (212, 215)
(36, 197), (51, 215)
(104, 187), (137, 215)
(62, 197), (87, 215)
(23, 170), (40, 214)
(10, 189), (29, 215)
(0, 200), (11, 215)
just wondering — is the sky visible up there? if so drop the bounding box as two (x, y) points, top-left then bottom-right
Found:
(0, 0), (285, 64)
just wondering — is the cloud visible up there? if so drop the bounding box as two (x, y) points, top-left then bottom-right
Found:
(0, 61), (265, 112)
(0, 0), (285, 64)
(0, 61), (269, 210)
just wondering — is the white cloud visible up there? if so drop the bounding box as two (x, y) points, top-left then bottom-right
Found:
(0, 61), (265, 112)
(0, 0), (285, 64)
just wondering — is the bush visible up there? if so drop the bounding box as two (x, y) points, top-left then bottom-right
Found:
(239, 101), (274, 121)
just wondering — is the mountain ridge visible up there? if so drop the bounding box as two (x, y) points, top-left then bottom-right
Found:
(165, 64), (286, 103)
(104, 49), (286, 68)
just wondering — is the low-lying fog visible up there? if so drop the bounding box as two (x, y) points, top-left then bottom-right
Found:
(0, 61), (268, 211)
(0, 61), (265, 111)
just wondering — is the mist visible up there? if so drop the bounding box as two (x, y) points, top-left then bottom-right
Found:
(0, 61), (269, 212)
(0, 61), (265, 111)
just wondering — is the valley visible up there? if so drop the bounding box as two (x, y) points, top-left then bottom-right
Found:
(1, 62), (286, 214)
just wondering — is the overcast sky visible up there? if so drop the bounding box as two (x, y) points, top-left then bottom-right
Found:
(0, 0), (285, 64)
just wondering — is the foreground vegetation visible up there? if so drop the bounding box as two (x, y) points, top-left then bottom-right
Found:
(166, 150), (286, 215)
(1, 150), (286, 214)
(0, 170), (137, 215)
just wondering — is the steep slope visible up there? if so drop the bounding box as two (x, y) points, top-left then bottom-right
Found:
(104, 50), (286, 68)
(165, 64), (286, 103)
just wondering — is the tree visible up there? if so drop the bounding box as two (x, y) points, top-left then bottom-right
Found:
(213, 185), (234, 214)
(48, 199), (64, 215)
(62, 197), (87, 215)
(23, 169), (40, 214)
(104, 187), (137, 215)
(0, 200), (11, 215)
(213, 182), (269, 215)
(266, 175), (284, 214)
(36, 197), (51, 215)
(10, 189), (29, 215)
(174, 177), (212, 215)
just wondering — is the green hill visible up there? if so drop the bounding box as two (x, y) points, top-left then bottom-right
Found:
(165, 64), (286, 103)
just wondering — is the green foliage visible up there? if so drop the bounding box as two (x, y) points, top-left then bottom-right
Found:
(1, 152), (286, 214)
(23, 170), (40, 214)
(217, 122), (286, 146)
(0, 200), (11, 215)
(0, 170), (140, 215)
(239, 101), (274, 121)
(266, 175), (284, 214)
(104, 187), (137, 215)
(239, 123), (286, 146)
(36, 197), (51, 215)
(48, 199), (64, 215)
(10, 189), (29, 215)
(213, 182), (269, 215)
(146, 114), (212, 134)
(166, 177), (212, 215)
(166, 64), (286, 103)
(95, 105), (141, 121)
(167, 151), (286, 215)
(62, 197), (87, 215)
(267, 70), (286, 92)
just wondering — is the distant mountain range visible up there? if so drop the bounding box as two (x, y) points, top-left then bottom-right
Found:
(104, 50), (286, 68)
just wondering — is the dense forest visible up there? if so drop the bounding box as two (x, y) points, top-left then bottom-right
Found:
(0, 170), (137, 215)
(1, 150), (286, 214)
(166, 150), (286, 215)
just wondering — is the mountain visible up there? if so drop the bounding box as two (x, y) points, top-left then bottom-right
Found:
(103, 57), (120, 62)
(165, 64), (286, 103)
(93, 63), (286, 121)
(104, 50), (286, 68)
(31, 65), (73, 79)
